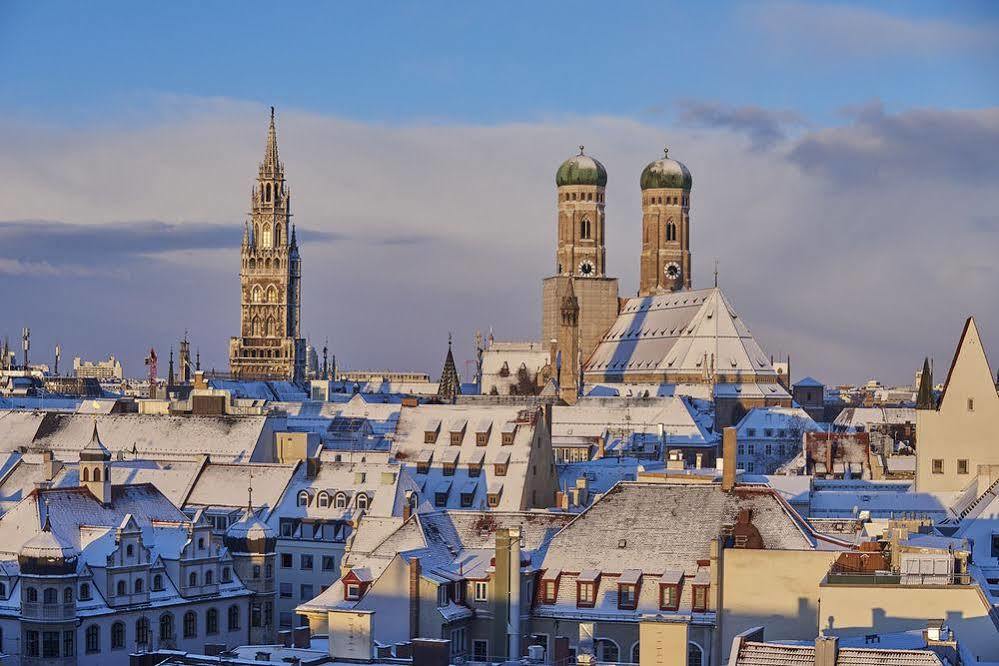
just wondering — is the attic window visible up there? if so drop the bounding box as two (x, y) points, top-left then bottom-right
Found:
(692, 584), (709, 612)
(576, 570), (599, 608)
(450, 419), (467, 445)
(424, 419), (441, 444)
(476, 421), (492, 446)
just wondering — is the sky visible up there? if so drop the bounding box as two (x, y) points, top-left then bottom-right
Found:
(1, 1), (998, 385)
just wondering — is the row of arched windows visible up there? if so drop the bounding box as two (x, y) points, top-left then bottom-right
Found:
(81, 466), (104, 482)
(644, 193), (689, 206)
(90, 605), (241, 651)
(242, 347), (287, 359)
(250, 284), (283, 304)
(262, 182), (282, 204)
(25, 585), (74, 603)
(589, 639), (702, 665)
(297, 489), (370, 510)
(247, 256), (282, 271)
(560, 191), (604, 203)
(248, 316), (279, 337)
(186, 569), (216, 587)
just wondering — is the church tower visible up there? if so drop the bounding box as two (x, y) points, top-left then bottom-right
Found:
(229, 108), (306, 381)
(542, 149), (620, 399)
(639, 147), (693, 295)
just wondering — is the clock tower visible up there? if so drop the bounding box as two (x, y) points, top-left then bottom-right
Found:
(639, 147), (693, 295)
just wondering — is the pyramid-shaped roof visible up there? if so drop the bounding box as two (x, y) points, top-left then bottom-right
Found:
(584, 287), (779, 384)
(80, 421), (111, 462)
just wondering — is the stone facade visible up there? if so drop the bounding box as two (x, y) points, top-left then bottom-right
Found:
(229, 108), (305, 382)
(639, 149), (693, 295)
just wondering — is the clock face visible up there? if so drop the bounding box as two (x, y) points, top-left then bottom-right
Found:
(665, 262), (681, 279)
(578, 260), (595, 277)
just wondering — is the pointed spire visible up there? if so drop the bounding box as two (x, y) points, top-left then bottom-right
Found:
(291, 223), (298, 247)
(262, 106), (281, 177)
(167, 347), (175, 386)
(82, 419), (111, 460)
(437, 333), (461, 403)
(196, 348), (201, 371)
(916, 356), (935, 409)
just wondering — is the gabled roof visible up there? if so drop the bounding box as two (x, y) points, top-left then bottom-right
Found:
(936, 316), (998, 412)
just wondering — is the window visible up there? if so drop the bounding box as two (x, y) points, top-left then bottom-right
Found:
(746, 428), (756, 437)
(205, 569), (214, 585)
(26, 630), (38, 657)
(300, 584), (313, 600)
(44, 587), (58, 604)
(435, 491), (448, 507)
(79, 582), (91, 600)
(322, 555), (337, 571)
(345, 583), (361, 600)
(468, 462), (482, 478)
(747, 444), (755, 455)
(222, 567), (232, 583)
(443, 461), (456, 476)
(228, 605), (241, 631)
(968, 398), (975, 412)
(580, 217), (591, 239)
(136, 617), (150, 645)
(26, 587), (37, 602)
(460, 491), (474, 508)
(765, 444), (772, 455)
(542, 579), (557, 603)
(660, 584), (680, 611)
(356, 494), (369, 510)
(281, 553), (293, 568)
(487, 492), (500, 508)
(450, 626), (467, 657)
(126, 544), (134, 557)
(932, 459), (944, 474)
(116, 580), (126, 596)
(692, 585), (708, 612)
(958, 459), (969, 475)
(252, 602), (262, 627)
(595, 639), (618, 662)
(688, 642), (704, 666)
(737, 444), (745, 455)
(64, 586), (73, 603)
(747, 462), (755, 472)
(134, 578), (143, 593)
(153, 574), (164, 591)
(184, 611), (197, 638)
(280, 582), (293, 598)
(495, 463), (507, 476)
(159, 612), (175, 641)
(474, 581), (488, 602)
(189, 572), (198, 587)
(296, 491), (310, 507)
(618, 584), (638, 609)
(206, 608), (219, 634)
(502, 432), (515, 445)
(317, 492), (330, 508)
(301, 554), (314, 570)
(473, 639), (489, 661)
(334, 493), (348, 509)
(111, 622), (125, 650)
(632, 643), (642, 664)
(85, 625), (100, 653)
(63, 630), (75, 657)
(577, 582), (595, 607)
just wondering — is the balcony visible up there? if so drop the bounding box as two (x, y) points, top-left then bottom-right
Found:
(21, 602), (76, 621)
(826, 570), (971, 586)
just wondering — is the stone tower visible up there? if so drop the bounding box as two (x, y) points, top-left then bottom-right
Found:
(639, 147), (693, 295)
(542, 149), (620, 396)
(556, 277), (580, 404)
(224, 494), (277, 645)
(80, 421), (112, 506)
(229, 107), (306, 381)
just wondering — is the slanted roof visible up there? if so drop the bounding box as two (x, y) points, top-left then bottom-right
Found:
(734, 641), (943, 665)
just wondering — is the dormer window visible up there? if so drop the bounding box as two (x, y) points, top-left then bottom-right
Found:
(487, 481), (503, 508)
(540, 569), (561, 604)
(449, 419), (467, 446)
(345, 583), (360, 600)
(153, 574), (164, 591)
(355, 494), (369, 510)
(617, 570), (641, 610)
(576, 570), (599, 608)
(692, 584), (708, 612)
(659, 571), (683, 611)
(476, 420), (492, 446)
(334, 492), (348, 509)
(501, 423), (517, 445)
(416, 450), (433, 475)
(342, 568), (373, 601)
(297, 491), (310, 507)
(317, 492), (330, 508)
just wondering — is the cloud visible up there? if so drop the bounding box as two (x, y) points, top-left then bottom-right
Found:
(1, 97), (998, 387)
(675, 100), (805, 149)
(788, 102), (999, 186)
(751, 1), (999, 57)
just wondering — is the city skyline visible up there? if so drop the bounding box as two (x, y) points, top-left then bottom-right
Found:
(1, 1), (998, 385)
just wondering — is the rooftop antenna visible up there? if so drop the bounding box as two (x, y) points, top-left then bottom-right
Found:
(54, 344), (61, 376)
(22, 327), (30, 369)
(247, 472), (254, 514)
(714, 259), (719, 288)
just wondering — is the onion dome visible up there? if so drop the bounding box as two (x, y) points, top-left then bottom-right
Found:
(80, 421), (111, 462)
(19, 517), (78, 576)
(640, 147), (692, 190)
(224, 508), (276, 555)
(556, 147), (608, 187)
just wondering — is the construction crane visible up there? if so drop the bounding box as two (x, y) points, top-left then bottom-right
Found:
(144, 348), (158, 398)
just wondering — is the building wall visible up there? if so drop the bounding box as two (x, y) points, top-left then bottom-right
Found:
(818, 583), (999, 662)
(719, 548), (838, 663)
(542, 276), (620, 366)
(276, 538), (345, 629)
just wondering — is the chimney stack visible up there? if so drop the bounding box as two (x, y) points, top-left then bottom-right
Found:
(722, 427), (737, 492)
(815, 635), (839, 666)
(408, 557), (421, 639)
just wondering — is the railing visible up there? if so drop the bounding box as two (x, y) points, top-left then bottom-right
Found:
(826, 570), (971, 586)
(21, 601), (76, 620)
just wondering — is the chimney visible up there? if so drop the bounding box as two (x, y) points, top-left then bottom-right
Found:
(722, 427), (737, 492)
(595, 436), (605, 460)
(408, 557), (421, 639)
(815, 635), (839, 666)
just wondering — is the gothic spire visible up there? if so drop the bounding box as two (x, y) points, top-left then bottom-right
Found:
(437, 334), (461, 403)
(916, 356), (934, 409)
(261, 106), (282, 179)
(167, 347), (175, 386)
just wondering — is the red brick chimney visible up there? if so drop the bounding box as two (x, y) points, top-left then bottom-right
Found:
(722, 427), (737, 492)
(408, 557), (421, 639)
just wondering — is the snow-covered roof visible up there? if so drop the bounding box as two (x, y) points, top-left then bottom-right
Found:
(185, 461), (298, 512)
(793, 376), (824, 388)
(735, 407), (821, 437)
(733, 640), (944, 665)
(585, 288), (781, 384)
(833, 407), (916, 429)
(552, 396), (715, 446)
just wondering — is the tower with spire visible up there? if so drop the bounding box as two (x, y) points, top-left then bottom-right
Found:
(437, 334), (462, 403)
(229, 107), (306, 381)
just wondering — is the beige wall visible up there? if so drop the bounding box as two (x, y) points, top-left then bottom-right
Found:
(720, 549), (838, 663)
(916, 318), (999, 492)
(819, 583), (999, 662)
(639, 619), (688, 666)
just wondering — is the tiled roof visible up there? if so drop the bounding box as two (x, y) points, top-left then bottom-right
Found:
(735, 641), (943, 665)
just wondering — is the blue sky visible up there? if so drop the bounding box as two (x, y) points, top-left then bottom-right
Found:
(1, 1), (998, 384)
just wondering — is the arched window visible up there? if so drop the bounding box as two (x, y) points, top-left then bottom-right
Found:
(25, 587), (37, 602)
(82, 467), (90, 482)
(206, 608), (219, 635)
(126, 544), (134, 557)
(189, 572), (198, 587)
(183, 610), (197, 638)
(355, 493), (369, 510)
(85, 625), (100, 654)
(666, 221), (676, 242)
(252, 286), (262, 303)
(136, 617), (150, 645)
(93, 467), (102, 482)
(265, 316), (275, 336)
(595, 639), (619, 662)
(253, 564), (261, 579)
(688, 642), (704, 666)
(63, 586), (73, 603)
(116, 580), (126, 596)
(266, 285), (278, 303)
(197, 537), (205, 550)
(580, 217), (591, 239)
(222, 567), (232, 583)
(317, 491), (330, 508)
(111, 621), (125, 649)
(632, 642), (641, 663)
(79, 583), (91, 600)
(159, 612), (175, 641)
(261, 224), (272, 247)
(265, 182), (272, 202)
(265, 257), (271, 270)
(334, 492), (348, 509)
(227, 604), (240, 631)
(43, 587), (57, 604)
(134, 578), (143, 593)
(297, 490), (310, 507)
(275, 224), (282, 245)
(152, 574), (163, 591)
(205, 569), (214, 585)
(249, 257), (256, 270)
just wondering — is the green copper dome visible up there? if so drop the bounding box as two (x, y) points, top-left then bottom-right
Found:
(556, 149), (607, 187)
(640, 148), (692, 190)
